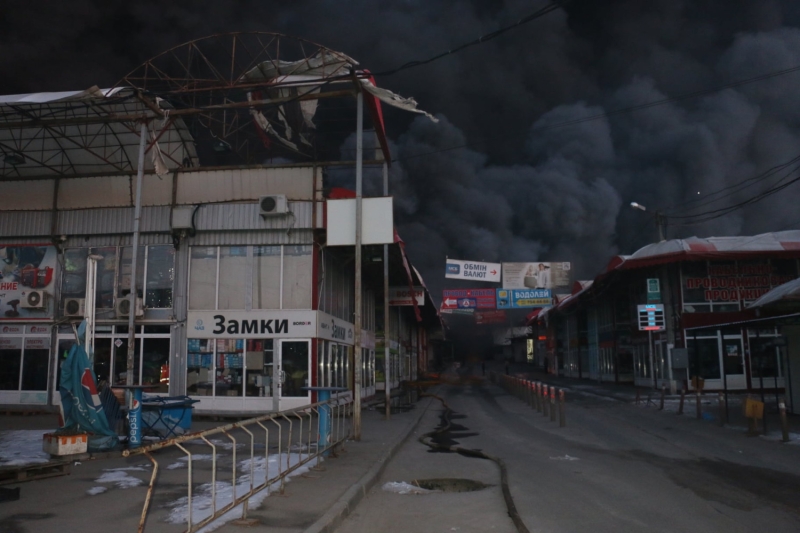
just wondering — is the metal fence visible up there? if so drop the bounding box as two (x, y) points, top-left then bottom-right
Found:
(124, 395), (353, 532)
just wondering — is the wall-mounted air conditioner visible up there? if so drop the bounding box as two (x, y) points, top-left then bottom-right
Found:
(64, 298), (86, 317)
(259, 195), (288, 217)
(20, 290), (48, 309)
(115, 297), (144, 317)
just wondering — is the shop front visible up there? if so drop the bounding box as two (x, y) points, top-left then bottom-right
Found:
(186, 309), (354, 412)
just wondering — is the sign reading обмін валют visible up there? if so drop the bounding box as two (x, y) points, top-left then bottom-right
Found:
(445, 259), (501, 282)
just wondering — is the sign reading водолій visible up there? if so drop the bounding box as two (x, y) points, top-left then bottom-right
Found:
(496, 288), (552, 309)
(502, 262), (570, 290)
(445, 259), (501, 282)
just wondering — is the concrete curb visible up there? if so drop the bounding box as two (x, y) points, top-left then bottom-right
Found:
(303, 395), (436, 533)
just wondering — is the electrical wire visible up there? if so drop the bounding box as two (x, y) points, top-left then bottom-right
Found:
(370, 2), (562, 78)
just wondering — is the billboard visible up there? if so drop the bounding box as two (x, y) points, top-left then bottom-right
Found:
(441, 289), (496, 310)
(445, 259), (501, 282)
(496, 288), (552, 309)
(0, 245), (58, 320)
(502, 262), (570, 290)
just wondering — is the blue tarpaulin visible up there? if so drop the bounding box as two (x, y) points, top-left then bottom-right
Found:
(58, 340), (119, 452)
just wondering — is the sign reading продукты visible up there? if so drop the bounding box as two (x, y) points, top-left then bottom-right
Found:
(637, 304), (665, 331)
(496, 288), (552, 309)
(444, 259), (501, 282)
(441, 289), (496, 310)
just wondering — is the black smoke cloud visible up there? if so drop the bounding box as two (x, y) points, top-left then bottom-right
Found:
(5, 1), (800, 297)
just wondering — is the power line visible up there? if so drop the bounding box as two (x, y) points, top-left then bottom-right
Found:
(371, 2), (562, 77)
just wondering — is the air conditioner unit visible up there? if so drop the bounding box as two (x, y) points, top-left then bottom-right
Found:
(20, 290), (48, 309)
(64, 298), (86, 317)
(116, 297), (144, 317)
(259, 195), (288, 217)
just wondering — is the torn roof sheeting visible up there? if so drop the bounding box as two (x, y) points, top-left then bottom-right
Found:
(0, 86), (198, 179)
(241, 50), (437, 122)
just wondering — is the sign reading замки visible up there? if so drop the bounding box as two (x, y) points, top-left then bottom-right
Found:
(187, 310), (355, 345)
(445, 259), (501, 282)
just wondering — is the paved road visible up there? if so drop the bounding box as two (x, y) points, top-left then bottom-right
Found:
(339, 375), (800, 533)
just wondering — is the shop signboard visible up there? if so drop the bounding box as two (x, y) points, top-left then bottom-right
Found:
(496, 288), (552, 309)
(682, 261), (796, 302)
(188, 310), (318, 340)
(388, 287), (425, 306)
(647, 278), (661, 303)
(502, 262), (570, 290)
(317, 310), (355, 346)
(0, 244), (58, 320)
(475, 310), (507, 325)
(444, 259), (501, 282)
(441, 289), (496, 310)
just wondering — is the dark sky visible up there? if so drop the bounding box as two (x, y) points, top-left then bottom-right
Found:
(5, 1), (800, 295)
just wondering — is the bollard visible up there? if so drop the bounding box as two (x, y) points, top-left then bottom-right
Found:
(718, 392), (726, 426)
(696, 388), (702, 420)
(536, 383), (542, 412)
(779, 398), (790, 443)
(659, 385), (666, 411)
(527, 381), (534, 408)
(677, 388), (685, 415)
(550, 387), (556, 422)
(559, 389), (566, 428)
(543, 385), (549, 417)
(635, 388), (641, 406)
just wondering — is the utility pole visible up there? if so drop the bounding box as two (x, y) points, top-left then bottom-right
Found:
(353, 90), (363, 440)
(127, 121), (147, 393)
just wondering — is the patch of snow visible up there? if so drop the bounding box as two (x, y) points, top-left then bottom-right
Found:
(165, 452), (320, 532)
(87, 486), (108, 495)
(549, 455), (579, 461)
(95, 468), (145, 489)
(167, 454), (216, 470)
(0, 429), (51, 466)
(382, 481), (437, 495)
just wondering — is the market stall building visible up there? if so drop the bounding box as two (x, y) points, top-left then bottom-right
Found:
(531, 233), (800, 397)
(0, 33), (442, 414)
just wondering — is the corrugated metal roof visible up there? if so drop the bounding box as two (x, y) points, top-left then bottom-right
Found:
(189, 229), (313, 246)
(748, 278), (800, 309)
(193, 202), (313, 231)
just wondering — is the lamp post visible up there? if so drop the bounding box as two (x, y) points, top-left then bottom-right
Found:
(630, 202), (666, 242)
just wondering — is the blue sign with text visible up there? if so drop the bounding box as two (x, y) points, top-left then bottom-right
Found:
(496, 288), (552, 309)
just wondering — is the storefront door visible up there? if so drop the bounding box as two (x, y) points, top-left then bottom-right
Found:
(275, 340), (310, 411)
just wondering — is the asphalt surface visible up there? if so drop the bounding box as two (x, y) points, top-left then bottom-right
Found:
(1, 371), (799, 533)
(338, 371), (800, 533)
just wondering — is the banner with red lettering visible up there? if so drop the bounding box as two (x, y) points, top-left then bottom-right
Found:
(0, 244), (58, 320)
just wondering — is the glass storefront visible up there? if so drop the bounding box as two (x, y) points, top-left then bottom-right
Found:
(0, 325), (50, 397)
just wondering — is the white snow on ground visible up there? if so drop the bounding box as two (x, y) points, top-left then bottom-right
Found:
(382, 481), (437, 495)
(0, 429), (51, 466)
(93, 466), (148, 489)
(86, 486), (108, 495)
(167, 454), (217, 470)
(165, 452), (321, 532)
(549, 455), (579, 461)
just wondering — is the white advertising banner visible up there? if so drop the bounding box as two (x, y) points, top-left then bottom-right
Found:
(445, 259), (501, 282)
(0, 245), (58, 321)
(388, 286), (425, 306)
(502, 262), (571, 290)
(326, 197), (394, 246)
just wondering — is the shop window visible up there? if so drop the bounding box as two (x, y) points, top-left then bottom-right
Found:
(0, 340), (22, 390)
(245, 339), (273, 397)
(94, 247), (118, 309)
(282, 245), (313, 309)
(219, 247), (248, 310)
(281, 341), (309, 397)
(143, 338), (170, 393)
(189, 247), (217, 309)
(118, 246), (145, 299)
(187, 339), (214, 396)
(253, 246), (281, 309)
(216, 339), (244, 396)
(145, 246), (175, 308)
(748, 329), (783, 379)
(687, 336), (721, 380)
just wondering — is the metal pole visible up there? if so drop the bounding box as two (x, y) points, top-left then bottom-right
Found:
(694, 331), (701, 420)
(127, 122), (147, 392)
(352, 91), (363, 440)
(383, 162), (391, 420)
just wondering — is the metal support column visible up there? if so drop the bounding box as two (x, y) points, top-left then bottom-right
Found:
(127, 121), (148, 394)
(353, 91), (364, 440)
(383, 162), (391, 420)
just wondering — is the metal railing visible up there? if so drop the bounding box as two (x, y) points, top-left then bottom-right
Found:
(124, 395), (353, 532)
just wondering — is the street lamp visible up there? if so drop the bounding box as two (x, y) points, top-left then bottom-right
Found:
(630, 201), (666, 241)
